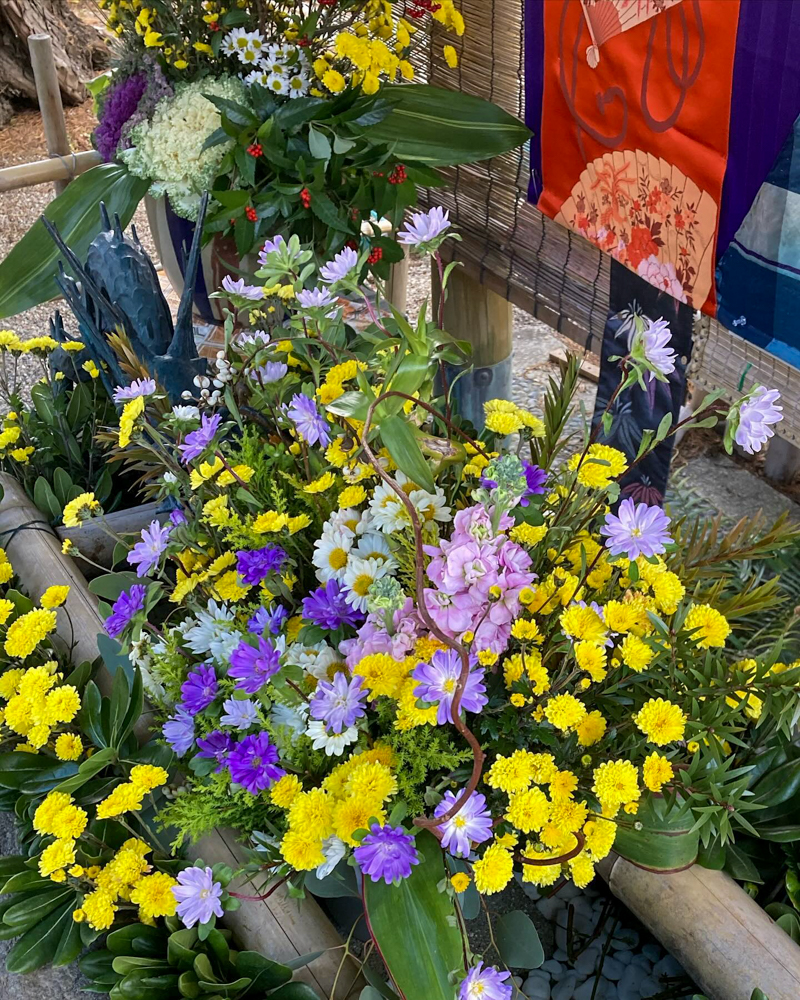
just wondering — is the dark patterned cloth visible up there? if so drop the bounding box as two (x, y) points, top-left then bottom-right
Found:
(592, 260), (693, 506)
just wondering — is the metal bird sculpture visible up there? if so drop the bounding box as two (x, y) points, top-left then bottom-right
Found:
(42, 194), (209, 403)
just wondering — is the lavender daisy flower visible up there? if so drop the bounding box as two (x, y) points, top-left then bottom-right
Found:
(113, 378), (156, 402)
(296, 286), (339, 318)
(354, 824), (420, 884)
(236, 545), (286, 586)
(733, 386), (783, 455)
(250, 361), (288, 385)
(179, 413), (222, 464)
(412, 649), (487, 725)
(196, 730), (235, 772)
(220, 697), (259, 730)
(127, 519), (171, 578)
(320, 246), (358, 284)
(459, 962), (512, 1000)
(309, 672), (368, 734)
(520, 462), (548, 506)
(106, 585), (147, 638)
(434, 789), (493, 858)
(600, 498), (672, 560)
(636, 316), (677, 381)
(257, 234), (285, 266)
(221, 275), (264, 300)
(180, 664), (218, 714)
(163, 706), (195, 755)
(286, 393), (330, 447)
(302, 580), (365, 631)
(397, 206), (451, 248)
(172, 866), (224, 928)
(227, 732), (284, 794)
(248, 604), (289, 636)
(170, 509), (188, 526)
(229, 636), (282, 694)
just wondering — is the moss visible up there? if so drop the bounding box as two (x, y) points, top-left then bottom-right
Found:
(382, 724), (472, 815)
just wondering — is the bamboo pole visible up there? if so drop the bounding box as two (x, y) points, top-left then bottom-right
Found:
(28, 33), (73, 196)
(56, 501), (165, 574)
(0, 149), (102, 193)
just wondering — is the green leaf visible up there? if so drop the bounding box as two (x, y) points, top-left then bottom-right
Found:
(80, 681), (108, 749)
(0, 752), (76, 792)
(309, 191), (348, 233)
(89, 572), (143, 602)
(6, 899), (77, 973)
(367, 84), (530, 166)
(776, 912), (800, 944)
(379, 415), (436, 493)
(268, 985), (322, 1000)
(33, 475), (61, 521)
(167, 928), (199, 971)
(360, 990), (386, 1000)
(54, 746), (114, 795)
(494, 910), (544, 969)
(613, 796), (698, 871)
(235, 951), (292, 992)
(2, 888), (74, 932)
(0, 164), (148, 317)
(308, 125), (332, 161)
(30, 384), (56, 425)
(363, 831), (465, 1000)
(106, 922), (165, 958)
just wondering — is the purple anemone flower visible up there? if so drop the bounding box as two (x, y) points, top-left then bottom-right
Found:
(179, 413), (222, 464)
(248, 604), (288, 636)
(354, 824), (420, 884)
(257, 234), (285, 266)
(434, 789), (493, 858)
(236, 545), (286, 586)
(94, 72), (147, 162)
(127, 519), (171, 578)
(221, 275), (263, 300)
(106, 585), (147, 638)
(113, 378), (156, 402)
(412, 649), (487, 725)
(180, 664), (218, 714)
(296, 286), (339, 318)
(196, 730), (235, 772)
(639, 316), (677, 381)
(520, 462), (548, 506)
(229, 636), (282, 694)
(734, 386), (783, 455)
(320, 247), (358, 284)
(250, 361), (288, 385)
(170, 509), (188, 526)
(302, 579), (365, 631)
(599, 498), (672, 560)
(163, 706), (195, 755)
(172, 866), (224, 928)
(220, 697), (259, 730)
(459, 962), (512, 1000)
(286, 393), (330, 447)
(227, 731), (284, 794)
(309, 672), (367, 734)
(397, 206), (450, 248)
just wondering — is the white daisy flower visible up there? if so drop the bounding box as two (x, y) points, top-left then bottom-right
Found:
(353, 532), (397, 569)
(316, 836), (347, 878)
(171, 405), (200, 422)
(284, 641), (339, 680)
(287, 75), (310, 98)
(262, 58), (288, 76)
(313, 528), (354, 583)
(240, 46), (263, 65)
(222, 27), (253, 56)
(369, 480), (411, 533)
(266, 72), (288, 94)
(307, 719), (359, 756)
(182, 600), (238, 661)
(327, 508), (361, 536)
(410, 486), (452, 525)
(342, 556), (390, 612)
(244, 69), (271, 87)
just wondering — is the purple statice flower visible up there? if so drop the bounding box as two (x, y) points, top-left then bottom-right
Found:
(236, 545), (286, 586)
(172, 866), (224, 928)
(94, 71), (147, 161)
(257, 234), (286, 266)
(163, 706), (195, 756)
(296, 286), (339, 316)
(227, 732), (284, 794)
(170, 509), (188, 526)
(354, 824), (420, 884)
(179, 413), (222, 464)
(221, 275), (263, 300)
(459, 962), (512, 1000)
(250, 361), (288, 385)
(397, 206), (451, 248)
(520, 462), (547, 506)
(286, 393), (330, 447)
(412, 649), (487, 725)
(106, 584), (147, 638)
(248, 604), (288, 636)
(220, 697), (259, 730)
(127, 519), (171, 578)
(196, 730), (235, 772)
(229, 636), (282, 694)
(434, 789), (493, 858)
(600, 498), (672, 560)
(309, 672), (368, 734)
(638, 316), (677, 381)
(734, 386), (783, 455)
(303, 579), (365, 631)
(180, 664), (218, 714)
(320, 246), (358, 284)
(113, 377), (156, 402)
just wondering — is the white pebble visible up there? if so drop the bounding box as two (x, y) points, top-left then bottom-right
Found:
(574, 947), (601, 976)
(614, 950), (633, 966)
(551, 971), (578, 1000)
(617, 963), (647, 999)
(639, 975), (662, 997)
(599, 955), (625, 981)
(541, 959), (563, 977)
(536, 896), (563, 923)
(642, 944), (662, 963)
(612, 928), (639, 951)
(522, 976), (550, 1000)
(652, 954), (684, 979)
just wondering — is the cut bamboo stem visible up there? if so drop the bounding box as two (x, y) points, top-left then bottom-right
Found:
(28, 34), (73, 196)
(56, 501), (165, 573)
(0, 149), (101, 194)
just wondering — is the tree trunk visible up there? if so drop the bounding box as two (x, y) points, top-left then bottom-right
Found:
(0, 0), (108, 107)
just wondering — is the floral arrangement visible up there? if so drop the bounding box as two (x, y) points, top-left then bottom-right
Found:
(19, 207), (792, 997)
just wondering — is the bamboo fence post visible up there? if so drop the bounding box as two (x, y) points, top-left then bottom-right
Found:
(386, 245), (409, 314)
(0, 149), (101, 193)
(28, 33), (72, 196)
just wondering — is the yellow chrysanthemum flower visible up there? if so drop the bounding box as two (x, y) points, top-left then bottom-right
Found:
(642, 752), (674, 792)
(472, 844), (514, 895)
(683, 604), (731, 649)
(634, 698), (686, 745)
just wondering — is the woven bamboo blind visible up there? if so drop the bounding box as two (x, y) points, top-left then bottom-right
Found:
(420, 0), (800, 443)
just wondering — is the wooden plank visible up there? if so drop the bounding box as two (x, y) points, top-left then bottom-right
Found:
(548, 347), (600, 383)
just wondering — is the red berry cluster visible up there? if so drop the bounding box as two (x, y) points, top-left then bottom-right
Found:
(345, 239), (359, 250)
(405, 0), (441, 17)
(300, 187), (312, 208)
(367, 247), (383, 264)
(389, 164), (407, 185)
(247, 143), (263, 158)
(208, 20), (220, 31)
(245, 206), (258, 222)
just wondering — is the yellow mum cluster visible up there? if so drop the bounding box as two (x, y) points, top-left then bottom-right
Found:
(0, 661), (79, 749)
(483, 399), (546, 438)
(352, 639), (448, 730)
(96, 765), (168, 820)
(277, 746), (396, 869)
